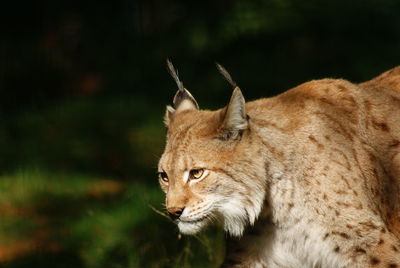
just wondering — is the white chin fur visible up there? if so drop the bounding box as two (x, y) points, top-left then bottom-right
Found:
(177, 210), (248, 237)
(177, 220), (208, 235)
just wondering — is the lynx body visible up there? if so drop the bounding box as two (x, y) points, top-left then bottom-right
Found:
(158, 64), (400, 268)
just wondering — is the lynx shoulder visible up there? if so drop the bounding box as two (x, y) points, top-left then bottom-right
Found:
(158, 63), (400, 268)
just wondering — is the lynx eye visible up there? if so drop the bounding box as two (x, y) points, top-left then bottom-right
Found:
(189, 169), (204, 180)
(158, 172), (169, 183)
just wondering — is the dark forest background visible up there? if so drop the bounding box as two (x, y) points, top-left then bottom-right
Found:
(1, 0), (399, 267)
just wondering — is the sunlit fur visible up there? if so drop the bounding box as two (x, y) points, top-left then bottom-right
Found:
(159, 66), (400, 267)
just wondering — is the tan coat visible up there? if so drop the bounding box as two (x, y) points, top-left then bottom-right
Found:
(158, 65), (400, 267)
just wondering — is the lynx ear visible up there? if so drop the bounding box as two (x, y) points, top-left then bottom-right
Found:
(220, 87), (248, 139)
(216, 63), (248, 139)
(173, 88), (199, 112)
(166, 59), (199, 112)
(164, 59), (199, 127)
(163, 89), (199, 127)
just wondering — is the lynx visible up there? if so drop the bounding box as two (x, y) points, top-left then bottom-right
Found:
(157, 61), (400, 268)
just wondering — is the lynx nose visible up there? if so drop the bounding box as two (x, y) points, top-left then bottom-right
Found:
(167, 207), (185, 220)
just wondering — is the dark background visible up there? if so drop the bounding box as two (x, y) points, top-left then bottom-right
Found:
(1, 0), (399, 267)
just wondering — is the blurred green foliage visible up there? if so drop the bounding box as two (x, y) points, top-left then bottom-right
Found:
(1, 0), (400, 267)
(0, 170), (225, 268)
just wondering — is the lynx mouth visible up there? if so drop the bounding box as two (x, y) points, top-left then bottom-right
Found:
(178, 216), (208, 224)
(177, 216), (209, 234)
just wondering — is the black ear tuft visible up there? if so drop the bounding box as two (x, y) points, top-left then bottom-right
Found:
(166, 59), (185, 92)
(216, 63), (237, 88)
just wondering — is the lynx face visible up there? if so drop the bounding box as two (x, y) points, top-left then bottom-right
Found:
(158, 63), (266, 236)
(158, 102), (266, 236)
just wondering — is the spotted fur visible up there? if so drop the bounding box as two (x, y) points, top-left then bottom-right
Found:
(158, 66), (400, 267)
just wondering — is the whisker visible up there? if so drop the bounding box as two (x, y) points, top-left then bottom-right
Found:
(148, 204), (171, 221)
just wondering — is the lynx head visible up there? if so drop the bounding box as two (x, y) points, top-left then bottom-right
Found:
(158, 61), (266, 237)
